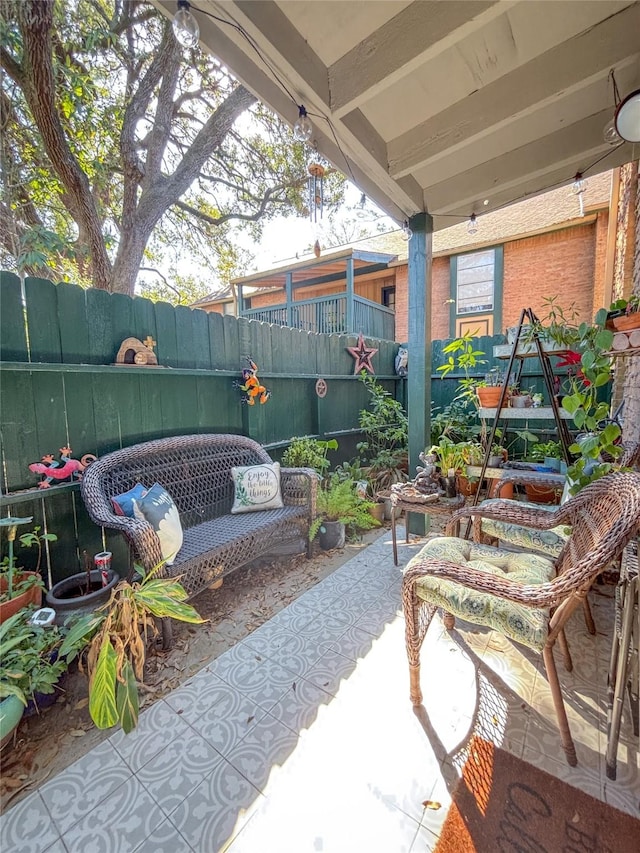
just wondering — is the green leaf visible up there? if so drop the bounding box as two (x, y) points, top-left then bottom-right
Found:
(89, 639), (118, 730)
(595, 329), (613, 350)
(594, 372), (610, 387)
(602, 423), (621, 446)
(581, 350), (595, 370)
(561, 394), (580, 414)
(116, 659), (139, 734)
(59, 613), (104, 660)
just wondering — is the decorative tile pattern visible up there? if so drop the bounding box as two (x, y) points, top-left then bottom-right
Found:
(265, 676), (333, 734)
(110, 699), (191, 772)
(132, 817), (195, 853)
(188, 686), (269, 756)
(40, 739), (132, 835)
(61, 776), (166, 853)
(0, 792), (61, 853)
(226, 710), (300, 792)
(137, 729), (224, 813)
(168, 755), (263, 852)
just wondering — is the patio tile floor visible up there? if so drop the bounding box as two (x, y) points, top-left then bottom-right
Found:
(2, 528), (638, 852)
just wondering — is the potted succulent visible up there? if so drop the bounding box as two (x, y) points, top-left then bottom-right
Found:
(59, 562), (204, 733)
(309, 478), (380, 550)
(0, 518), (54, 624)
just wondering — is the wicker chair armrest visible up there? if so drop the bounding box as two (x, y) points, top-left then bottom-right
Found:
(403, 559), (566, 609)
(280, 467), (318, 517)
(445, 501), (563, 537)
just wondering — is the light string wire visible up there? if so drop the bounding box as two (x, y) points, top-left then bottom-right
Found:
(188, 3), (358, 185)
(184, 5), (628, 231)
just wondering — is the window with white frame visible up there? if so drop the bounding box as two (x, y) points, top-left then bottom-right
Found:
(456, 249), (495, 314)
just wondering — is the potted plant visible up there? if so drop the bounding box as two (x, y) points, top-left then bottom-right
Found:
(429, 438), (464, 497)
(281, 436), (338, 481)
(46, 549), (120, 624)
(309, 478), (380, 550)
(0, 608), (90, 746)
(509, 385), (535, 409)
(476, 368), (507, 408)
(606, 295), (640, 331)
(356, 372), (409, 494)
(59, 562), (204, 733)
(0, 518), (54, 624)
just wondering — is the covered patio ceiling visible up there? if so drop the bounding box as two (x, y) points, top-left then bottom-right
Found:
(156, 0), (639, 229)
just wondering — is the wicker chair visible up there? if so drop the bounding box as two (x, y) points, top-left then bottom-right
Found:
(402, 471), (640, 766)
(477, 440), (640, 558)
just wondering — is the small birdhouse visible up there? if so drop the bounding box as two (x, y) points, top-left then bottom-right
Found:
(115, 336), (158, 366)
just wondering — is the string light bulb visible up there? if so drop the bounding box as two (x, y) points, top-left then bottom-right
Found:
(572, 172), (586, 195)
(602, 117), (622, 145)
(401, 220), (413, 241)
(293, 106), (313, 142)
(172, 0), (200, 48)
(467, 213), (478, 235)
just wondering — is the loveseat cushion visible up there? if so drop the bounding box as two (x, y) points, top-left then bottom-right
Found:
(406, 537), (556, 651)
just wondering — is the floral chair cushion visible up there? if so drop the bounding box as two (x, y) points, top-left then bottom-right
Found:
(478, 499), (571, 558)
(407, 537), (556, 651)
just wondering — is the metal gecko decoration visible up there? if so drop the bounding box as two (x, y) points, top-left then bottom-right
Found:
(234, 357), (271, 405)
(29, 446), (97, 489)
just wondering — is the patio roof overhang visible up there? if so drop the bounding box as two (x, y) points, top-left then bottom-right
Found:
(232, 247), (397, 290)
(154, 0), (639, 228)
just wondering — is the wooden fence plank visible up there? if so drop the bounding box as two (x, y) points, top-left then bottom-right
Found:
(85, 288), (115, 364)
(223, 314), (241, 372)
(174, 305), (196, 369)
(0, 272), (28, 361)
(0, 371), (39, 491)
(132, 295), (158, 357)
(109, 292), (136, 358)
(154, 300), (178, 368)
(57, 282), (90, 364)
(208, 312), (226, 370)
(24, 277), (62, 363)
(191, 307), (211, 371)
(62, 372), (98, 459)
(137, 371), (165, 442)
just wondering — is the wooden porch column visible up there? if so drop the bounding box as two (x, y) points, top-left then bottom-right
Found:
(285, 272), (293, 327)
(407, 212), (433, 536)
(345, 257), (355, 332)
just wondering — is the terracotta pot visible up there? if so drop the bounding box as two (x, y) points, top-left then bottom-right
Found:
(0, 573), (42, 624)
(477, 386), (504, 408)
(525, 483), (560, 504)
(612, 312), (640, 332)
(489, 480), (514, 499)
(457, 476), (478, 497)
(368, 502), (385, 523)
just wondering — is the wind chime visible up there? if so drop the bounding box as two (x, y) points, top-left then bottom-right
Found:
(307, 146), (326, 257)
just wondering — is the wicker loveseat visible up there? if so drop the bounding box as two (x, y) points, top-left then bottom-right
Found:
(80, 433), (317, 602)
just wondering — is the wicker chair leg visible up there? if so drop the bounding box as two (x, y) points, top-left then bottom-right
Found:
(557, 629), (573, 672)
(582, 597), (596, 635)
(443, 612), (456, 630)
(543, 645), (577, 766)
(409, 664), (423, 705)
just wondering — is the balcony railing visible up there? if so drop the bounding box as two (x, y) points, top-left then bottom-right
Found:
(242, 293), (394, 339)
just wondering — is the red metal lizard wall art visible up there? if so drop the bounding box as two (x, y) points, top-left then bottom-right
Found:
(29, 446), (97, 489)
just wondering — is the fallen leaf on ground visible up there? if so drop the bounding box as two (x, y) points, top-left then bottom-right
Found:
(74, 698), (89, 711)
(422, 800), (441, 810)
(68, 729), (86, 737)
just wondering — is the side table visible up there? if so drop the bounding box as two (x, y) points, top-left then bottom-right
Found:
(391, 492), (465, 565)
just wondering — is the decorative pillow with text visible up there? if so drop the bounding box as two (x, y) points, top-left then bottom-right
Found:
(231, 462), (284, 514)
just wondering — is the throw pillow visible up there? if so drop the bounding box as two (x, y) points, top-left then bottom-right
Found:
(231, 462), (284, 514)
(132, 483), (183, 565)
(111, 483), (148, 517)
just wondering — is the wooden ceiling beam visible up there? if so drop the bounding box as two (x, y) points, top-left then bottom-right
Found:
(388, 3), (640, 178)
(425, 110), (631, 214)
(328, 0), (506, 118)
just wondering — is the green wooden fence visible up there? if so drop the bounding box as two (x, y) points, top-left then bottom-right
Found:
(0, 273), (401, 584)
(0, 272), (560, 585)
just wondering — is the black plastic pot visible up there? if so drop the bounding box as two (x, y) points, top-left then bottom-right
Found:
(318, 520), (346, 551)
(45, 569), (119, 625)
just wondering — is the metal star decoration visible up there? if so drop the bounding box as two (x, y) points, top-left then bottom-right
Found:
(346, 333), (378, 375)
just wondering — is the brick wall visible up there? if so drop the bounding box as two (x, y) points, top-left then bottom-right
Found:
(502, 223), (597, 329)
(393, 256), (449, 342)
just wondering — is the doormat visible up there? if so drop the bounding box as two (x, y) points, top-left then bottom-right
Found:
(435, 737), (640, 853)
